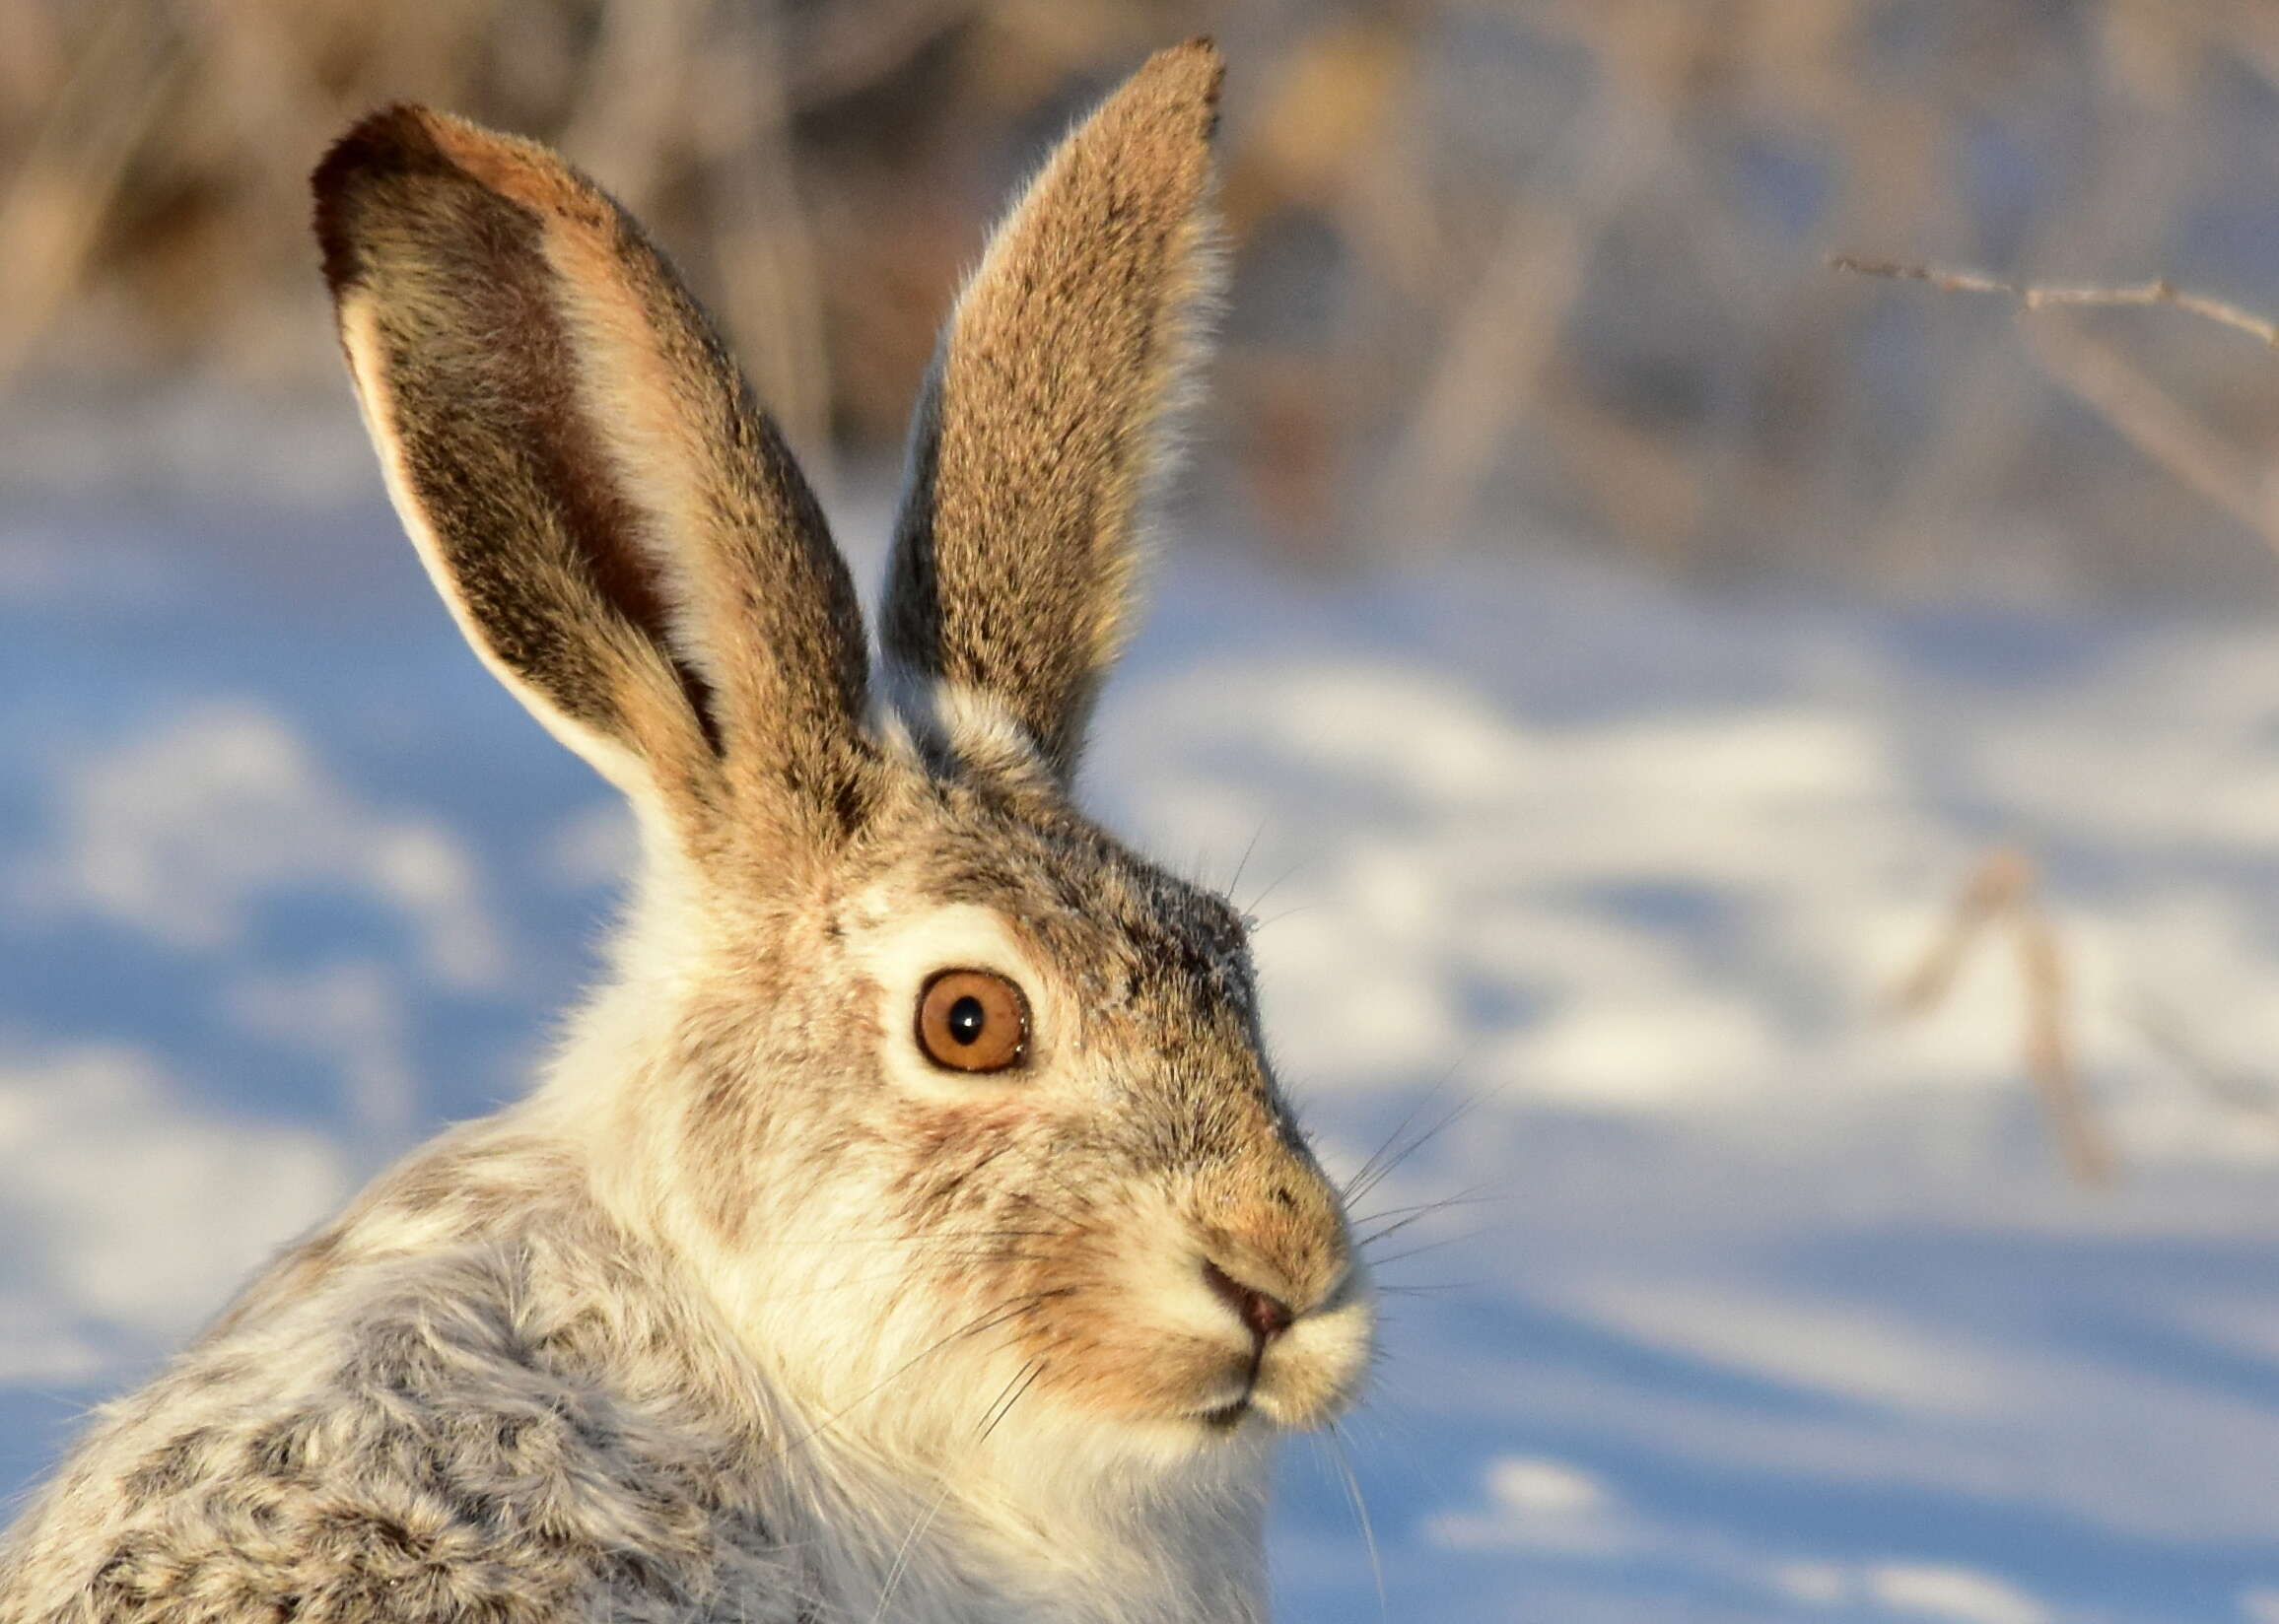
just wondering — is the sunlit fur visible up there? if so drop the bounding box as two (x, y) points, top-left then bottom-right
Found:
(0, 39), (1372, 1624)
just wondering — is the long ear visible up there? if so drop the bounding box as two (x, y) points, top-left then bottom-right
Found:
(312, 105), (874, 862)
(882, 40), (1223, 783)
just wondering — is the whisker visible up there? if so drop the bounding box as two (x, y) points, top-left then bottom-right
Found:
(1226, 813), (1270, 901)
(1242, 857), (1306, 919)
(974, 1357), (1042, 1438)
(869, 1474), (959, 1623)
(1346, 1088), (1490, 1209)
(1371, 1281), (1475, 1297)
(977, 1357), (1047, 1443)
(758, 1228), (1065, 1250)
(759, 1255), (1056, 1302)
(1349, 1184), (1499, 1228)
(1340, 1065), (1467, 1204)
(1326, 1422), (1388, 1624)
(1363, 1232), (1478, 1270)
(765, 1287), (1073, 1469)
(1352, 1189), (1501, 1252)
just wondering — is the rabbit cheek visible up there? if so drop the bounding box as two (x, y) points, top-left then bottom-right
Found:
(882, 1101), (1047, 1236)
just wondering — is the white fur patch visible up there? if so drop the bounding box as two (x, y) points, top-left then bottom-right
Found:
(881, 665), (1052, 781)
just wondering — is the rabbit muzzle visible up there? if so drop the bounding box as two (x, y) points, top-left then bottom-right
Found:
(1173, 1152), (1372, 1435)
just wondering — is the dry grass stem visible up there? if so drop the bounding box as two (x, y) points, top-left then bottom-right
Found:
(1375, 70), (1668, 548)
(2130, 997), (2279, 1130)
(1893, 846), (2116, 1187)
(2024, 318), (2279, 559)
(0, 3), (180, 386)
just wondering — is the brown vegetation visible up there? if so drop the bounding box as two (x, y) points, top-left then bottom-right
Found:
(8, 1), (2279, 590)
(1892, 845), (2115, 1188)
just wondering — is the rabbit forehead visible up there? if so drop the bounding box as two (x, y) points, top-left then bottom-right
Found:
(847, 786), (1259, 1025)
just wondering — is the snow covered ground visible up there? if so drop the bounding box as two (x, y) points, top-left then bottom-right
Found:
(5, 487), (2279, 1621)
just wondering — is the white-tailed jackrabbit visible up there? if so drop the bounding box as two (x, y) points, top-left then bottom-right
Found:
(0, 40), (1371, 1624)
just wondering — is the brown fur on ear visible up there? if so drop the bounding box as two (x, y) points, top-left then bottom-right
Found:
(883, 40), (1224, 783)
(314, 105), (874, 856)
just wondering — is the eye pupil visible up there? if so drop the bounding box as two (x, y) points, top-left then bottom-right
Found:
(915, 970), (1030, 1073)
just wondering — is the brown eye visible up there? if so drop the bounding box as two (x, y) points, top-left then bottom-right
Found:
(916, 970), (1030, 1073)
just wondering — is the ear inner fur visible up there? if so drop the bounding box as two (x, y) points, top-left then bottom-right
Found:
(314, 104), (875, 853)
(337, 296), (712, 809)
(514, 149), (877, 840)
(883, 39), (1225, 782)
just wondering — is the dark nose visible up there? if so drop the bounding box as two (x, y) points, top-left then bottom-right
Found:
(1203, 1259), (1295, 1343)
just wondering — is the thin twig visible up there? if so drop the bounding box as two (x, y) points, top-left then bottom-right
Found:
(1832, 254), (2279, 563)
(1830, 255), (2279, 350)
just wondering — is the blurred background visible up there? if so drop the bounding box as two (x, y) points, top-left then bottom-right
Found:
(12, 0), (2279, 594)
(9, 5), (2279, 1622)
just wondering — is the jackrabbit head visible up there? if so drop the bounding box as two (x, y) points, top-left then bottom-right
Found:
(311, 40), (1371, 1492)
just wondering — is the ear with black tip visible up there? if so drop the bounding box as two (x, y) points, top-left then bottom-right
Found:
(881, 40), (1224, 784)
(312, 104), (874, 863)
